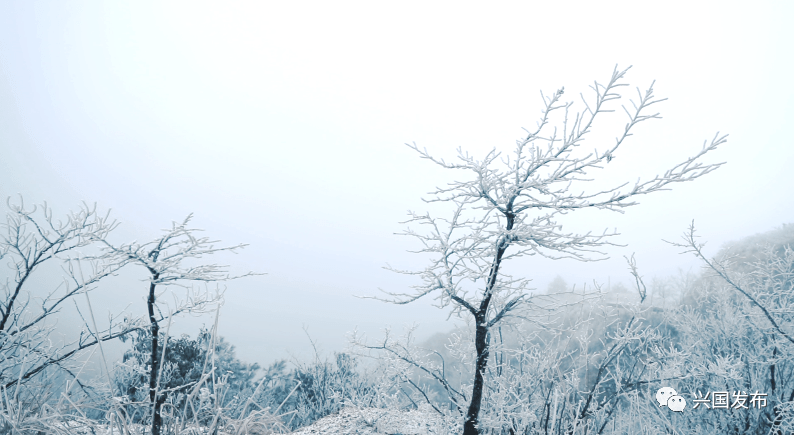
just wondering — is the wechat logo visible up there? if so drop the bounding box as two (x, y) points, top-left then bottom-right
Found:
(656, 387), (687, 412)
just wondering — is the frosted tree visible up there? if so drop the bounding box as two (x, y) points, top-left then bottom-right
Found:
(380, 66), (727, 435)
(0, 198), (142, 394)
(655, 224), (794, 434)
(96, 215), (258, 435)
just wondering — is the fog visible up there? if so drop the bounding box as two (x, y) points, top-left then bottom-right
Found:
(1, 1), (792, 368)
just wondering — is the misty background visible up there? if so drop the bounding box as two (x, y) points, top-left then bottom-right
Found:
(1, 1), (792, 369)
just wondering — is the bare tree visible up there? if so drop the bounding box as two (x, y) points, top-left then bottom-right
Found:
(96, 214), (259, 435)
(377, 65), (726, 434)
(0, 198), (144, 394)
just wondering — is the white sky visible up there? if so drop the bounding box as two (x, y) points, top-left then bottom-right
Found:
(1, 1), (792, 366)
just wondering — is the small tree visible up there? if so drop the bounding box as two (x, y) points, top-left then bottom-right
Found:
(0, 198), (142, 393)
(380, 66), (726, 434)
(97, 215), (258, 435)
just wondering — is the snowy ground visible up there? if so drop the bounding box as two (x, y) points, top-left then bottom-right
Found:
(289, 406), (454, 435)
(30, 406), (452, 434)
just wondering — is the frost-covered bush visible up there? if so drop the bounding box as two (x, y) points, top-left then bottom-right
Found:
(252, 352), (374, 430)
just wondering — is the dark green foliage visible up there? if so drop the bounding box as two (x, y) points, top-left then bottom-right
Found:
(113, 328), (373, 431)
(114, 328), (259, 422)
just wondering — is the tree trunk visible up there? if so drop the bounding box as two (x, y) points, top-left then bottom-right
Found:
(463, 320), (490, 435)
(463, 215), (513, 435)
(148, 276), (162, 435)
